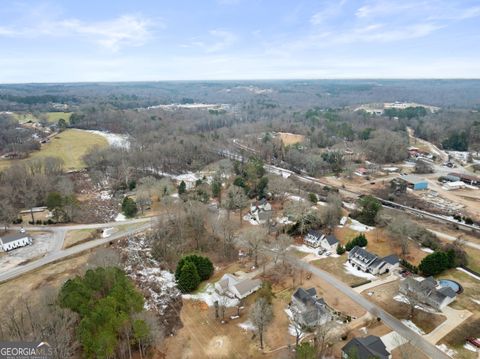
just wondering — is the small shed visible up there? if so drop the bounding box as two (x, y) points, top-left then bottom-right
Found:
(399, 175), (428, 190)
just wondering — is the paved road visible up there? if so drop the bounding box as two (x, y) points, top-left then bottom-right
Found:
(428, 229), (480, 250)
(0, 219), (153, 283)
(289, 256), (450, 359)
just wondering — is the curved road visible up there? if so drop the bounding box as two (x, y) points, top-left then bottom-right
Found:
(1, 218), (153, 283)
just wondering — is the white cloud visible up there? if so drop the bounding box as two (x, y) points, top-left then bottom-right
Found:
(58, 15), (154, 51)
(310, 0), (346, 25)
(0, 14), (156, 51)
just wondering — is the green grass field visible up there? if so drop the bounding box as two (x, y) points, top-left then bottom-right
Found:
(11, 112), (72, 124)
(0, 129), (108, 171)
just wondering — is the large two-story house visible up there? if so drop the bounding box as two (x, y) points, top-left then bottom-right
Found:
(399, 276), (457, 310)
(290, 287), (334, 328)
(348, 246), (399, 275)
(304, 230), (339, 251)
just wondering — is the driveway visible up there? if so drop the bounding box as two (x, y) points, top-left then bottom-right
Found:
(423, 306), (472, 344)
(287, 256), (451, 359)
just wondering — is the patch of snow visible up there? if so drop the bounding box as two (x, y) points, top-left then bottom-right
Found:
(393, 294), (410, 304)
(401, 320), (425, 335)
(98, 190), (112, 200)
(238, 320), (256, 331)
(287, 195), (305, 202)
(183, 283), (239, 307)
(343, 202), (356, 210)
(421, 247), (434, 253)
(290, 244), (318, 254)
(268, 165), (292, 178)
(115, 213), (126, 222)
(471, 299), (480, 305)
(340, 216), (348, 226)
(349, 219), (374, 232)
(288, 323), (305, 338)
(436, 344), (457, 357)
(457, 267), (480, 281)
(343, 262), (376, 280)
(464, 342), (478, 352)
(276, 216), (294, 225)
(119, 236), (181, 314)
(86, 130), (130, 149)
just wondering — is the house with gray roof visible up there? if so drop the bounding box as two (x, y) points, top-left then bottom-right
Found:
(399, 276), (456, 310)
(304, 230), (339, 251)
(0, 230), (32, 252)
(342, 335), (390, 359)
(348, 246), (399, 275)
(290, 287), (334, 328)
(215, 273), (261, 299)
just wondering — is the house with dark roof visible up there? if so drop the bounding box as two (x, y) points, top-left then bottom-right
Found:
(399, 277), (456, 310)
(348, 246), (399, 275)
(0, 230), (32, 252)
(341, 335), (390, 359)
(290, 287), (334, 328)
(304, 230), (339, 251)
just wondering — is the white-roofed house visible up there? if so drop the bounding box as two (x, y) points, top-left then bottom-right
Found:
(215, 273), (262, 299)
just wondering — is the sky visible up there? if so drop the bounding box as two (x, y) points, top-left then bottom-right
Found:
(0, 0), (480, 82)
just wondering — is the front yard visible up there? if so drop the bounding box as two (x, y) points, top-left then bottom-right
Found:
(361, 281), (446, 334)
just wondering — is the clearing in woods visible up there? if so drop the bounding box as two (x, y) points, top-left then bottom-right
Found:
(12, 112), (72, 124)
(277, 132), (305, 145)
(0, 129), (108, 171)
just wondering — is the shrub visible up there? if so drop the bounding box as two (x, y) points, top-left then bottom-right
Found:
(308, 192), (318, 203)
(419, 251), (451, 276)
(345, 234), (368, 251)
(465, 217), (474, 225)
(177, 261), (201, 293)
(175, 255), (214, 281)
(36, 220), (42, 225)
(121, 197), (138, 218)
(128, 179), (137, 191)
(178, 180), (187, 195)
(336, 245), (346, 255)
(400, 259), (418, 274)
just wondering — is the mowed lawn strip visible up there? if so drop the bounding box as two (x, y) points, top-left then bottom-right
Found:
(0, 129), (108, 171)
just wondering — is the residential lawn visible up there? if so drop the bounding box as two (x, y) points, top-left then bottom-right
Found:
(438, 269), (480, 312)
(311, 255), (370, 287)
(464, 247), (480, 273)
(63, 229), (98, 249)
(0, 129), (108, 171)
(438, 314), (480, 359)
(362, 281), (446, 334)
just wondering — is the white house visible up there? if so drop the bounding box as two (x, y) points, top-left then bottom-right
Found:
(215, 274), (261, 299)
(348, 246), (399, 275)
(0, 230), (33, 252)
(304, 230), (339, 251)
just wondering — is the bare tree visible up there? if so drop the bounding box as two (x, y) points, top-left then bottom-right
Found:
(274, 234), (292, 265)
(225, 185), (249, 223)
(322, 193), (343, 233)
(241, 227), (268, 267)
(249, 297), (273, 350)
(314, 321), (337, 358)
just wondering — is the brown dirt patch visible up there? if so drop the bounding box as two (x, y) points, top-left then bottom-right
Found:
(277, 132), (305, 146)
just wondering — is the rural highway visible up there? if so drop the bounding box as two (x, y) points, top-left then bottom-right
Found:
(1, 218), (153, 283)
